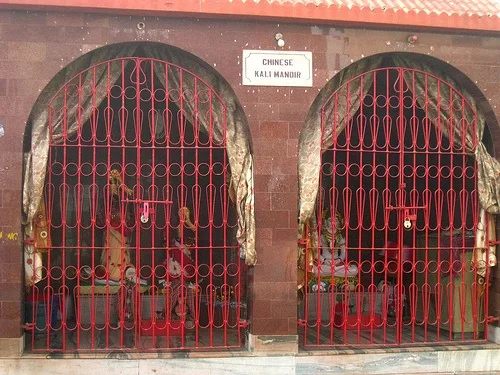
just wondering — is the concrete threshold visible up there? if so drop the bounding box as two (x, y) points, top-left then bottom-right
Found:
(0, 342), (497, 374)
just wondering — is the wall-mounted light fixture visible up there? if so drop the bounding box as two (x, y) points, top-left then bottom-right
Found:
(275, 32), (285, 47)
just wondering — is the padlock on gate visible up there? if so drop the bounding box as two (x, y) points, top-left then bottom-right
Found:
(403, 209), (416, 230)
(403, 218), (412, 229)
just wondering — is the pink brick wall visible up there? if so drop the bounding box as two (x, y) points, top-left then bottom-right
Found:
(0, 10), (498, 343)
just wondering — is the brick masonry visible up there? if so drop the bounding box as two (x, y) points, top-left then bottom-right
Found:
(0, 9), (498, 352)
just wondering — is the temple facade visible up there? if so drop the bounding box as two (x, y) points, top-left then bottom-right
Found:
(0, 1), (499, 371)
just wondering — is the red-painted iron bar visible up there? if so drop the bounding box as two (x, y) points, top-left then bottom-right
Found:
(301, 67), (486, 349)
(31, 57), (244, 353)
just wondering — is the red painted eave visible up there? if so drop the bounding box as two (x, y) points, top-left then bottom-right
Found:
(0, 0), (498, 33)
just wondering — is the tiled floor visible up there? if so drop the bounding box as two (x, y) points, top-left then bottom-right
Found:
(300, 320), (486, 347)
(15, 326), (500, 374)
(2, 352), (500, 375)
(25, 326), (243, 352)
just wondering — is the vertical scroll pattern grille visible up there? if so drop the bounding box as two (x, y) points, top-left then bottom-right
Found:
(300, 67), (488, 348)
(27, 58), (246, 352)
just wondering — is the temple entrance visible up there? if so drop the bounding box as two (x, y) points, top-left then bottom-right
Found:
(23, 43), (254, 352)
(298, 54), (495, 348)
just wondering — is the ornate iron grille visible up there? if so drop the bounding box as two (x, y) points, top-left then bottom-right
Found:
(26, 58), (247, 351)
(299, 67), (490, 347)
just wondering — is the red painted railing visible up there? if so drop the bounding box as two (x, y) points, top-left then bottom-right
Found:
(26, 58), (247, 352)
(299, 67), (489, 347)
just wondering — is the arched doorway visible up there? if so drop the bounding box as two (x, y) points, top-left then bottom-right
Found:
(297, 53), (499, 348)
(22, 42), (255, 352)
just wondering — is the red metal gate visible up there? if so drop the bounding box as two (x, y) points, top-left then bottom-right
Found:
(299, 67), (491, 347)
(26, 57), (246, 351)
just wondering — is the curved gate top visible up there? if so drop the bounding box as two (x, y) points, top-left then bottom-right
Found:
(24, 55), (251, 352)
(298, 63), (494, 348)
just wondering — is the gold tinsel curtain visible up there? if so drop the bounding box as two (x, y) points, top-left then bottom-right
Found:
(23, 42), (255, 286)
(297, 54), (498, 289)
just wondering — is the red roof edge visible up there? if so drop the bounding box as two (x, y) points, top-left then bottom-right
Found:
(0, 0), (498, 34)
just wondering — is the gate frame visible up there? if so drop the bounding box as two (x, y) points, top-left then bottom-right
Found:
(297, 52), (499, 349)
(21, 42), (254, 353)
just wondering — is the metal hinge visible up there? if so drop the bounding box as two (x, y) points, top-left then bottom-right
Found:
(487, 316), (500, 323)
(238, 319), (249, 328)
(22, 323), (35, 330)
(297, 319), (306, 327)
(24, 237), (35, 245)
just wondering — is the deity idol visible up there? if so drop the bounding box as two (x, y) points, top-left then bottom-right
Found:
(314, 210), (358, 277)
(98, 168), (136, 282)
(162, 207), (199, 328)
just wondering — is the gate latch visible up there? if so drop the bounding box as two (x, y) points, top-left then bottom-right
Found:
(140, 202), (150, 223)
(403, 209), (417, 230)
(386, 205), (425, 230)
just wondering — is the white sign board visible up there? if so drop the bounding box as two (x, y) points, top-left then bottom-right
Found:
(242, 50), (312, 87)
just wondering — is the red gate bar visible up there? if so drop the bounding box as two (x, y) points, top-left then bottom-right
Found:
(25, 57), (246, 352)
(299, 66), (489, 348)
